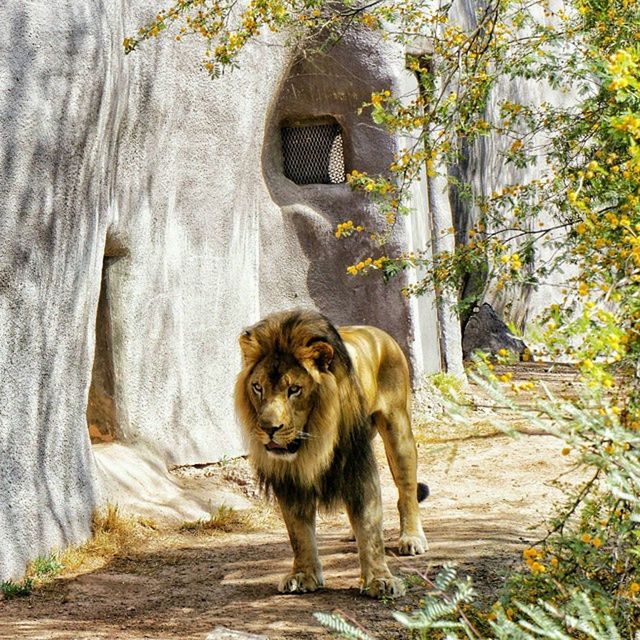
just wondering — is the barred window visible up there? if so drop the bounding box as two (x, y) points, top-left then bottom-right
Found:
(281, 120), (346, 185)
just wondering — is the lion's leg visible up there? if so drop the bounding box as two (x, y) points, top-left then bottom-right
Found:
(374, 409), (428, 556)
(276, 498), (324, 594)
(344, 469), (406, 599)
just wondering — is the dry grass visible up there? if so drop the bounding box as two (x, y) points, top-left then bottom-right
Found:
(179, 504), (264, 534)
(59, 503), (156, 575)
(45, 501), (276, 581)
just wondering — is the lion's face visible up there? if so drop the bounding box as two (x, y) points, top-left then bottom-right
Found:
(245, 354), (317, 460)
(235, 309), (348, 484)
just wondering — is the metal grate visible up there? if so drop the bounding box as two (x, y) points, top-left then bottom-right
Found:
(281, 122), (346, 185)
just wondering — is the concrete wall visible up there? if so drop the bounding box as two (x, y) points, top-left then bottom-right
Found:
(450, 0), (575, 330)
(0, 2), (443, 580)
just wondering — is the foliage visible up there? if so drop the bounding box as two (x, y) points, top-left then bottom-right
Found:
(462, 360), (640, 636)
(1, 551), (63, 600)
(316, 565), (638, 640)
(429, 372), (466, 402)
(28, 552), (64, 580)
(313, 612), (375, 640)
(0, 578), (34, 600)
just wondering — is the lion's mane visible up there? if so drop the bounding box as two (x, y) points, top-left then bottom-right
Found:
(234, 309), (376, 512)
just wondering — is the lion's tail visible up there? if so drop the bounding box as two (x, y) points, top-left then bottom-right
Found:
(417, 482), (430, 502)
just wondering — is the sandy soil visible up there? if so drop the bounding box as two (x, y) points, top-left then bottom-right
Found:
(0, 366), (585, 640)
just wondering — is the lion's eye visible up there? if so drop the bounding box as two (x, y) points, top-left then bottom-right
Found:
(288, 384), (302, 397)
(251, 382), (262, 395)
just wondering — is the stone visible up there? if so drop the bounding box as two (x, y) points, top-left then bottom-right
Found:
(206, 628), (268, 640)
(462, 303), (528, 360)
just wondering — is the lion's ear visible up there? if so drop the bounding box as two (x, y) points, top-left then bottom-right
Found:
(239, 330), (261, 367)
(297, 341), (334, 378)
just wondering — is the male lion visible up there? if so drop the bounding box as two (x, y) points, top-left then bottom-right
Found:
(235, 309), (428, 598)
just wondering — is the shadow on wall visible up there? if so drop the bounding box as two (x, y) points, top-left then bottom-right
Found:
(0, 0), (169, 578)
(260, 32), (414, 349)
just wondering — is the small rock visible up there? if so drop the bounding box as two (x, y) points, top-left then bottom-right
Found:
(205, 628), (268, 640)
(462, 303), (528, 360)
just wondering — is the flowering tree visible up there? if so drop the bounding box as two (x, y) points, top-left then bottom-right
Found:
(127, 0), (639, 634)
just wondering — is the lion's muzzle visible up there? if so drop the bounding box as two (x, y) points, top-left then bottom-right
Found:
(265, 437), (302, 455)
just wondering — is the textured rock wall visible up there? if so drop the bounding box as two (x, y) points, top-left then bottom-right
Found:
(0, 2), (441, 580)
(0, 0), (288, 579)
(0, 0), (118, 582)
(450, 0), (574, 330)
(261, 32), (440, 370)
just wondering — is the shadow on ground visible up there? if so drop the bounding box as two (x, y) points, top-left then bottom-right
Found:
(0, 432), (581, 640)
(0, 516), (529, 640)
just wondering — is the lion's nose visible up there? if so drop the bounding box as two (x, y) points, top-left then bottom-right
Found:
(263, 424), (284, 438)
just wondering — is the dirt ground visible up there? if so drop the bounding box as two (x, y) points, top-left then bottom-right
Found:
(0, 364), (585, 640)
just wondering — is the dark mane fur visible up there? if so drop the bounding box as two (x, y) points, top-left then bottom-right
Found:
(249, 309), (372, 514)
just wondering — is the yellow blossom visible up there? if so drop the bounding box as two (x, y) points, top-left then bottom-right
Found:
(530, 561), (546, 574)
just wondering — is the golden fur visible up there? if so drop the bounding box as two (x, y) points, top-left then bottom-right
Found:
(235, 309), (427, 598)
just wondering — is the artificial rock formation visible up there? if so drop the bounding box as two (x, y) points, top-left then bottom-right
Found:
(462, 303), (528, 361)
(0, 1), (458, 579)
(1, 0), (563, 581)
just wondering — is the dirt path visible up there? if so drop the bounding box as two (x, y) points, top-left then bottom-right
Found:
(0, 370), (584, 640)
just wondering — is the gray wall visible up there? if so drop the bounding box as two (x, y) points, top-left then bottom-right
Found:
(450, 0), (575, 330)
(0, 2), (441, 579)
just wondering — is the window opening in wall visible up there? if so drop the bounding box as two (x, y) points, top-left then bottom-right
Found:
(87, 256), (121, 444)
(281, 119), (346, 185)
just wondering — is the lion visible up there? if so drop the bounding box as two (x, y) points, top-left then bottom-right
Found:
(234, 308), (428, 598)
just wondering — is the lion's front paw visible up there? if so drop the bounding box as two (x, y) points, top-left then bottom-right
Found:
(399, 532), (428, 556)
(278, 571), (323, 594)
(362, 575), (406, 599)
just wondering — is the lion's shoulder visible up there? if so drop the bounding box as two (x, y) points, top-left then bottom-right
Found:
(338, 325), (410, 413)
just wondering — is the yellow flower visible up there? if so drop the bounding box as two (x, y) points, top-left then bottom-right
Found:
(581, 533), (592, 543)
(530, 561), (546, 574)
